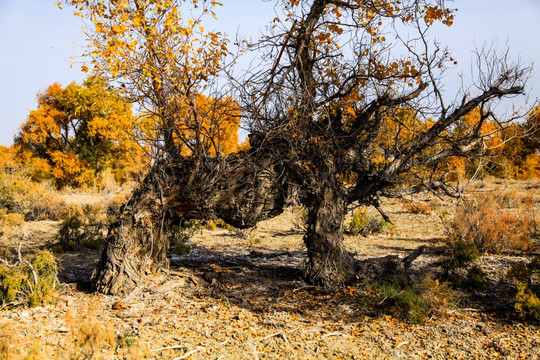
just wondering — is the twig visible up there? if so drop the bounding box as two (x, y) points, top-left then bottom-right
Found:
(152, 345), (187, 352)
(174, 346), (204, 360)
(395, 341), (409, 349)
(320, 332), (350, 339)
(261, 331), (289, 343)
(252, 344), (260, 360)
(293, 285), (318, 293)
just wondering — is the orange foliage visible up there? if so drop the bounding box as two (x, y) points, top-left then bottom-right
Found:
(445, 108), (504, 180)
(175, 94), (241, 157)
(15, 77), (144, 188)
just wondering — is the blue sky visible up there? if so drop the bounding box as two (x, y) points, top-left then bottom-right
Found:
(0, 0), (539, 146)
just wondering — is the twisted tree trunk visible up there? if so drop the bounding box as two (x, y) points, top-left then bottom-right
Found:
(92, 150), (289, 294)
(303, 179), (357, 287)
(92, 170), (169, 294)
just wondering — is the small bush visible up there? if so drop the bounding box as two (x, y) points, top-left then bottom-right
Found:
(514, 283), (540, 321)
(204, 218), (234, 231)
(446, 241), (480, 270)
(464, 265), (488, 290)
(116, 331), (137, 348)
(55, 204), (108, 252)
(443, 194), (538, 254)
(0, 249), (58, 308)
(345, 207), (393, 236)
(507, 255), (540, 321)
(403, 201), (432, 215)
(359, 274), (459, 323)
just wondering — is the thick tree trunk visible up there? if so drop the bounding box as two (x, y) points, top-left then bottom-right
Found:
(92, 149), (289, 294)
(92, 171), (169, 294)
(303, 184), (357, 287)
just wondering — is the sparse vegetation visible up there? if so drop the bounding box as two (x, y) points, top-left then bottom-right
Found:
(55, 204), (110, 252)
(0, 248), (58, 308)
(345, 207), (394, 236)
(359, 274), (459, 324)
(443, 194), (538, 254)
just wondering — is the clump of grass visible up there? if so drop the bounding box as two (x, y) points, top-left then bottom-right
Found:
(345, 207), (393, 236)
(359, 274), (459, 323)
(0, 248), (58, 308)
(116, 331), (137, 348)
(403, 201), (432, 215)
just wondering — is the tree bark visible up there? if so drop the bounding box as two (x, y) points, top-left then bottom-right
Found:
(303, 182), (357, 287)
(92, 149), (289, 294)
(92, 170), (169, 295)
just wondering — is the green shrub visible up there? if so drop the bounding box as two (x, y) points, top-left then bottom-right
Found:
(345, 207), (393, 236)
(0, 249), (58, 308)
(507, 255), (540, 321)
(116, 331), (137, 348)
(514, 283), (540, 321)
(359, 274), (458, 323)
(204, 218), (234, 231)
(446, 241), (480, 270)
(464, 265), (488, 290)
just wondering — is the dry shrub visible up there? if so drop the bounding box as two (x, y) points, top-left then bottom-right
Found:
(403, 201), (432, 215)
(0, 210), (25, 242)
(0, 172), (66, 221)
(59, 305), (145, 359)
(345, 207), (393, 236)
(63, 306), (117, 359)
(0, 249), (58, 308)
(443, 194), (538, 254)
(0, 320), (18, 360)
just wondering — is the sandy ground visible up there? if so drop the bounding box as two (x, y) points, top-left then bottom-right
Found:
(1, 180), (540, 359)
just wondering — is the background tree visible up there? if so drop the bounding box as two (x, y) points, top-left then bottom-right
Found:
(59, 0), (532, 294)
(15, 77), (142, 187)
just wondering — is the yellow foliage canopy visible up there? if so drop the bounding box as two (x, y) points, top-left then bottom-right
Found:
(15, 77), (143, 187)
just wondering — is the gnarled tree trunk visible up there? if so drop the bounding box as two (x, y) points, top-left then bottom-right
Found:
(92, 170), (169, 294)
(303, 181), (356, 287)
(92, 149), (290, 294)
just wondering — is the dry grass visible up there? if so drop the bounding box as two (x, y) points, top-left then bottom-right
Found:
(443, 192), (538, 254)
(403, 201), (432, 215)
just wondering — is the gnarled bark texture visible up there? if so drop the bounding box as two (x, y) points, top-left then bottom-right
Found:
(92, 148), (289, 294)
(303, 184), (357, 287)
(92, 170), (169, 295)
